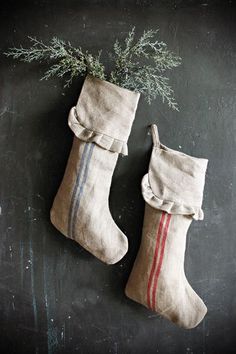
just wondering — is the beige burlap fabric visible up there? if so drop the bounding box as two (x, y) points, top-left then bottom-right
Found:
(50, 75), (140, 264)
(125, 124), (208, 328)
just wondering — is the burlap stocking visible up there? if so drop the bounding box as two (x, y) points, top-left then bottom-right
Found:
(125, 124), (208, 328)
(50, 75), (140, 264)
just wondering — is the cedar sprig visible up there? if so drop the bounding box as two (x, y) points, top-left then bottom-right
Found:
(5, 28), (181, 109)
(109, 28), (181, 109)
(5, 36), (105, 87)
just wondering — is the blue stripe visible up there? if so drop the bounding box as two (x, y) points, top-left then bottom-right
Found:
(68, 142), (90, 237)
(71, 143), (95, 240)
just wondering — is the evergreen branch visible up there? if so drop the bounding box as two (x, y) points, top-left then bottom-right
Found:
(5, 28), (181, 109)
(109, 27), (181, 110)
(5, 36), (105, 87)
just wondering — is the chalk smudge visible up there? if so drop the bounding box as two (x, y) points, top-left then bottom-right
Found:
(29, 237), (38, 331)
(20, 240), (24, 289)
(43, 235), (58, 354)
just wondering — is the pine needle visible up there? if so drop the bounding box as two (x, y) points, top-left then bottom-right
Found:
(109, 27), (181, 110)
(5, 28), (181, 110)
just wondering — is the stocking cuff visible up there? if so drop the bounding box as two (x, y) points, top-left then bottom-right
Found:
(142, 174), (205, 220)
(142, 124), (208, 220)
(68, 75), (140, 155)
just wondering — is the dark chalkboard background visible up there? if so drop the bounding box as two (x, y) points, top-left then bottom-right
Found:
(1, 1), (236, 353)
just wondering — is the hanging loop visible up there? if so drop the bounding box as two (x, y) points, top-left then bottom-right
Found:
(150, 124), (160, 147)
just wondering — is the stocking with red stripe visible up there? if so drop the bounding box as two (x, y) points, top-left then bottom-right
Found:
(125, 124), (208, 328)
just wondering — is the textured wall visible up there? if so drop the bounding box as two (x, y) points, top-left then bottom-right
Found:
(1, 1), (236, 353)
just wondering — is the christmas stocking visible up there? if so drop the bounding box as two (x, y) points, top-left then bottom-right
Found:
(125, 124), (208, 328)
(50, 75), (140, 264)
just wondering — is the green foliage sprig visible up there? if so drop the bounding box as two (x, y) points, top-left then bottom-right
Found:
(109, 28), (181, 109)
(5, 36), (106, 87)
(5, 28), (181, 110)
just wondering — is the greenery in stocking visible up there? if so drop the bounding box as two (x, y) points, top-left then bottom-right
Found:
(5, 28), (181, 110)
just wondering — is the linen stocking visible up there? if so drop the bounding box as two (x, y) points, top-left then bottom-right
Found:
(51, 75), (140, 264)
(125, 124), (208, 328)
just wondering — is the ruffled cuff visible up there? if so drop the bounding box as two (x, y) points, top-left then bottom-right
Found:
(68, 75), (140, 155)
(142, 174), (204, 220)
(68, 107), (128, 155)
(142, 124), (208, 221)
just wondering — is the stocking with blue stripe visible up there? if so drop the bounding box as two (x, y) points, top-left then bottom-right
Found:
(50, 75), (140, 264)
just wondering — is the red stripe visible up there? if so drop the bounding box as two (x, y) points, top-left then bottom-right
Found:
(147, 211), (166, 308)
(151, 213), (172, 311)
